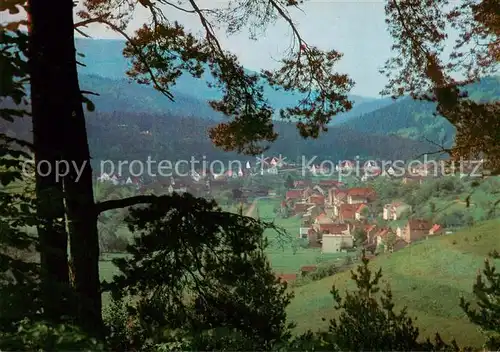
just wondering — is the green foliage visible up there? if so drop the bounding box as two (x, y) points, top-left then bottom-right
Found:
(285, 175), (294, 189)
(460, 254), (500, 350)
(353, 228), (367, 247)
(104, 193), (293, 351)
(0, 319), (104, 351)
(0, 22), (44, 343)
(324, 253), (460, 351)
(437, 210), (469, 229)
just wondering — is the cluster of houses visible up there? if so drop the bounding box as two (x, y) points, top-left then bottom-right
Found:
(95, 170), (277, 199)
(282, 178), (444, 256)
(95, 155), (478, 191)
(97, 173), (143, 187)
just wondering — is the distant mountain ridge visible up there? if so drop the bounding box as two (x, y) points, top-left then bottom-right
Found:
(75, 38), (392, 123)
(5, 38), (496, 163)
(340, 76), (500, 146)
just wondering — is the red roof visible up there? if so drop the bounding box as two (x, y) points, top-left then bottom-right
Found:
(430, 224), (441, 233)
(365, 224), (377, 233)
(315, 213), (328, 221)
(319, 223), (348, 234)
(308, 194), (325, 205)
(294, 202), (312, 212)
(300, 265), (317, 272)
(286, 189), (304, 200)
(319, 180), (344, 186)
(340, 204), (358, 219)
(356, 203), (368, 213)
(347, 187), (375, 197)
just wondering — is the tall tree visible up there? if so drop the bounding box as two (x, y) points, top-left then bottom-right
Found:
(12, 0), (404, 336)
(27, 0), (74, 323)
(381, 0), (499, 174)
(460, 253), (500, 350)
(65, 0), (355, 332)
(105, 193), (293, 351)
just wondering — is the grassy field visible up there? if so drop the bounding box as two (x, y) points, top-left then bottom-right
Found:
(287, 218), (500, 347)
(97, 192), (499, 347)
(98, 197), (347, 283)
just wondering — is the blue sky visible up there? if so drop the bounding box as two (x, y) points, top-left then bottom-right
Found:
(77, 1), (393, 98)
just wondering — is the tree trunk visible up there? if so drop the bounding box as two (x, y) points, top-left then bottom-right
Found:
(64, 107), (103, 334)
(48, 1), (104, 334)
(29, 0), (102, 333)
(28, 0), (72, 322)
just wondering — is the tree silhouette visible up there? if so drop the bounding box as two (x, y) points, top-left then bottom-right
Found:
(382, 0), (500, 174)
(5, 0), (357, 333)
(285, 174), (294, 189)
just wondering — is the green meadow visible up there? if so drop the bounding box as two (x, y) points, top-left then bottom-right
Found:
(287, 219), (500, 347)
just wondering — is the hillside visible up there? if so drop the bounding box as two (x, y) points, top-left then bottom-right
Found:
(341, 76), (500, 144)
(75, 38), (392, 122)
(78, 74), (223, 119)
(0, 104), (436, 163)
(287, 219), (500, 347)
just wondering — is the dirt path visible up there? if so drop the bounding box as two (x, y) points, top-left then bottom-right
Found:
(245, 196), (268, 217)
(245, 198), (258, 217)
(453, 199), (475, 206)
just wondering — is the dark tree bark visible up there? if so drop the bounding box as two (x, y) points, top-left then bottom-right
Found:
(63, 98), (103, 335)
(28, 0), (103, 334)
(28, 0), (72, 323)
(51, 5), (104, 336)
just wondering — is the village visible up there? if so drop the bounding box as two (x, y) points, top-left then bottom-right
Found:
(284, 179), (443, 255)
(94, 155), (488, 283)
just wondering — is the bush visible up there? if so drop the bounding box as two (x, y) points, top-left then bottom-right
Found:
(295, 238), (309, 249)
(310, 264), (338, 280)
(321, 253), (460, 351)
(100, 234), (129, 253)
(0, 319), (104, 351)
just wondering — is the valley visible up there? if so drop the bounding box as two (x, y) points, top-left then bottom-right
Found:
(1, 7), (498, 347)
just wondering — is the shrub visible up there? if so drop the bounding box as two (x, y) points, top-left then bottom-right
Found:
(100, 233), (129, 253)
(0, 319), (104, 351)
(321, 252), (460, 351)
(460, 255), (500, 350)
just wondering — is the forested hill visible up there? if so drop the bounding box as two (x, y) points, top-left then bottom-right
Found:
(75, 38), (393, 122)
(0, 104), (435, 163)
(340, 76), (500, 145)
(77, 74), (394, 124)
(78, 74), (224, 120)
(85, 111), (435, 162)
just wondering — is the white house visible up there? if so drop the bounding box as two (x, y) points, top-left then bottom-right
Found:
(383, 202), (411, 220)
(299, 227), (311, 239)
(110, 174), (119, 185)
(322, 233), (353, 253)
(313, 185), (326, 196)
(267, 165), (278, 174)
(97, 172), (111, 182)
